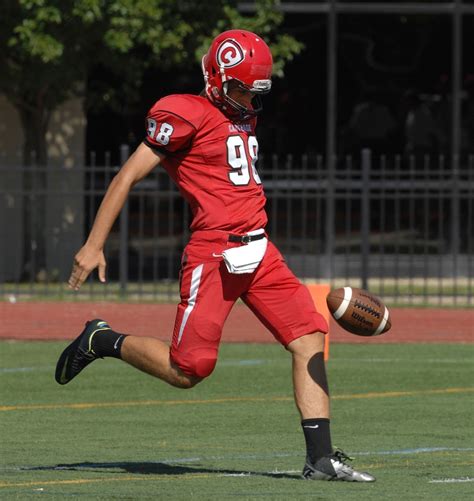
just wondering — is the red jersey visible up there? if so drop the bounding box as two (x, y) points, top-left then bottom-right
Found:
(144, 94), (267, 233)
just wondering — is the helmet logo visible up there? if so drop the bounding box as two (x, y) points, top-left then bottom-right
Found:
(217, 40), (244, 68)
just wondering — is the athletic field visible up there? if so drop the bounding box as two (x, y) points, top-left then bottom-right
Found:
(1, 339), (473, 499)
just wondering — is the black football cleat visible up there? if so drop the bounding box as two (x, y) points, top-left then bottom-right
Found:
(55, 319), (111, 385)
(302, 449), (376, 482)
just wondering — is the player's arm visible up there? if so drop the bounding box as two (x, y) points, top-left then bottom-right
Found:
(68, 143), (164, 290)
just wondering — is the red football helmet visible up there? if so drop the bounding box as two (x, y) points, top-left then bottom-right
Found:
(202, 29), (273, 120)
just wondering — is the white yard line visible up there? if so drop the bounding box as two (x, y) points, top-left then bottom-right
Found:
(354, 447), (474, 456)
(0, 366), (54, 374)
(429, 477), (474, 484)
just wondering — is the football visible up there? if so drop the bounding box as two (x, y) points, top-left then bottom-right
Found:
(326, 287), (391, 336)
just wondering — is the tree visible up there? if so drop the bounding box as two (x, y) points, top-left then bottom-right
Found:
(1, 0), (302, 166)
(0, 0), (302, 278)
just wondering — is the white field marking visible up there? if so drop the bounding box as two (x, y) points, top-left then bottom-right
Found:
(0, 366), (54, 374)
(0, 361), (271, 375)
(332, 358), (474, 364)
(218, 359), (266, 367)
(7, 447), (473, 474)
(219, 473), (252, 477)
(2, 357), (471, 374)
(429, 477), (474, 484)
(353, 447), (474, 456)
(333, 286), (352, 319)
(1, 357), (471, 374)
(220, 470), (301, 477)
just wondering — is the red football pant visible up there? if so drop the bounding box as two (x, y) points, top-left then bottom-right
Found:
(170, 235), (328, 379)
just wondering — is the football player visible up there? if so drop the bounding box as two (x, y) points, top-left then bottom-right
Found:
(56, 29), (374, 482)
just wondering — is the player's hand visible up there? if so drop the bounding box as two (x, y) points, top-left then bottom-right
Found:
(68, 245), (107, 290)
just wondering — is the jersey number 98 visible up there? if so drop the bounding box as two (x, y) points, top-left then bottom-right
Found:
(227, 135), (262, 186)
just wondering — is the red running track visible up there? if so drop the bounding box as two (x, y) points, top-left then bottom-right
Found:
(0, 302), (472, 343)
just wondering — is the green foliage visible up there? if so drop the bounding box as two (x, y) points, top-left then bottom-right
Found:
(196, 0), (304, 78)
(0, 0), (302, 121)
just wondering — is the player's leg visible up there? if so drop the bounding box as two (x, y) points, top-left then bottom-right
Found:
(287, 332), (329, 419)
(169, 259), (250, 380)
(120, 336), (201, 388)
(243, 242), (375, 481)
(55, 258), (243, 389)
(54, 318), (200, 388)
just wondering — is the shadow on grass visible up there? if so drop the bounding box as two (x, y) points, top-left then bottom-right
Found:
(22, 461), (298, 480)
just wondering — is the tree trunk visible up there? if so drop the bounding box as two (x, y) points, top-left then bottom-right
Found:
(18, 105), (50, 281)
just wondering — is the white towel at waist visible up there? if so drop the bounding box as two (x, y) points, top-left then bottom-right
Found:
(221, 236), (268, 274)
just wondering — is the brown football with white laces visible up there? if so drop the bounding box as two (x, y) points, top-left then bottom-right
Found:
(326, 287), (391, 336)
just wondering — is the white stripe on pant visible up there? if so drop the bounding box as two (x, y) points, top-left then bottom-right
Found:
(177, 264), (204, 345)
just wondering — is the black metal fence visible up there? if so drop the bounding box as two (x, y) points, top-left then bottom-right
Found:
(1, 148), (473, 306)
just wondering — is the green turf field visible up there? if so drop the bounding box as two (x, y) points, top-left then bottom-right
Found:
(1, 341), (473, 499)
